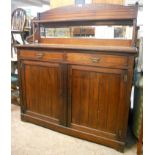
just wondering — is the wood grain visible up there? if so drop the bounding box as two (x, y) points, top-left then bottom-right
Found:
(17, 3), (138, 152)
(40, 38), (132, 47)
(66, 53), (128, 68)
(16, 43), (137, 54)
(19, 50), (64, 61)
(69, 65), (127, 136)
(21, 61), (63, 125)
(35, 4), (137, 22)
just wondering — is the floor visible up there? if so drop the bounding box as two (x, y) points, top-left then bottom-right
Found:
(11, 104), (137, 155)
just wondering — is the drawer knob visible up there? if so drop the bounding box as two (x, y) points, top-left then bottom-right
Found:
(36, 53), (44, 59)
(90, 57), (100, 63)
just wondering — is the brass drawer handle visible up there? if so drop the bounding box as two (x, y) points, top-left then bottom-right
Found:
(36, 53), (44, 59)
(90, 57), (100, 63)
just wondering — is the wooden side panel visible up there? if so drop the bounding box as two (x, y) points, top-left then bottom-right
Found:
(69, 65), (126, 136)
(21, 61), (63, 124)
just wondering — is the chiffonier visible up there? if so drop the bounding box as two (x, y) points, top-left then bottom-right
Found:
(16, 4), (138, 152)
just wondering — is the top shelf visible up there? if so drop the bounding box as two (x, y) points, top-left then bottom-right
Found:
(29, 4), (138, 48)
(34, 4), (138, 25)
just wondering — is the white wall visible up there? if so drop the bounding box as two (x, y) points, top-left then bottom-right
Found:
(11, 0), (50, 16)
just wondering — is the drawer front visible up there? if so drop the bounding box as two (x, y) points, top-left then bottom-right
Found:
(19, 50), (64, 61)
(66, 53), (128, 68)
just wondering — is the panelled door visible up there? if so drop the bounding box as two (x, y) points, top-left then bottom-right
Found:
(20, 60), (67, 126)
(68, 65), (128, 139)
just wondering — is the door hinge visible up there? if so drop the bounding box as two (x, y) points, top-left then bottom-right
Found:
(123, 74), (128, 82)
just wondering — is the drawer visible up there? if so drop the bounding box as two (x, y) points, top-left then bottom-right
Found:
(66, 53), (128, 68)
(19, 50), (64, 61)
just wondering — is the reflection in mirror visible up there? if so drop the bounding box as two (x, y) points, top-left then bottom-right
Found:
(40, 26), (133, 39)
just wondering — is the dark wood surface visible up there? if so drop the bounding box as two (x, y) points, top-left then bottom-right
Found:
(18, 47), (135, 152)
(39, 38), (132, 47)
(66, 53), (129, 68)
(16, 43), (137, 54)
(68, 65), (127, 137)
(35, 4), (138, 22)
(20, 60), (65, 125)
(17, 3), (138, 152)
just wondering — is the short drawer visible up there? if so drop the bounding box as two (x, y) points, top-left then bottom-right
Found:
(66, 53), (128, 68)
(19, 50), (64, 61)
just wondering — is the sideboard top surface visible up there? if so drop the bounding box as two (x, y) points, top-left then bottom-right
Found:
(16, 43), (137, 54)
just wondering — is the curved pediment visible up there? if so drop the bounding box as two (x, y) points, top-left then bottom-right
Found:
(36, 3), (138, 22)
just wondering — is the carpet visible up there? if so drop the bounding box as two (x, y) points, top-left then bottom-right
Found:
(11, 104), (137, 155)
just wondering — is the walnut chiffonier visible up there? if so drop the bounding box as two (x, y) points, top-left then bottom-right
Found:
(16, 4), (138, 152)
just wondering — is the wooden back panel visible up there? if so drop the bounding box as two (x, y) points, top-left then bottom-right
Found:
(36, 4), (138, 23)
(32, 4), (138, 47)
(40, 38), (132, 47)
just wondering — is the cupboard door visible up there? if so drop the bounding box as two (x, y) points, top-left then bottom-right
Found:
(68, 65), (128, 139)
(20, 60), (67, 125)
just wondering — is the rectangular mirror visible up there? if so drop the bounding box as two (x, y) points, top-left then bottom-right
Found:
(40, 26), (133, 39)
